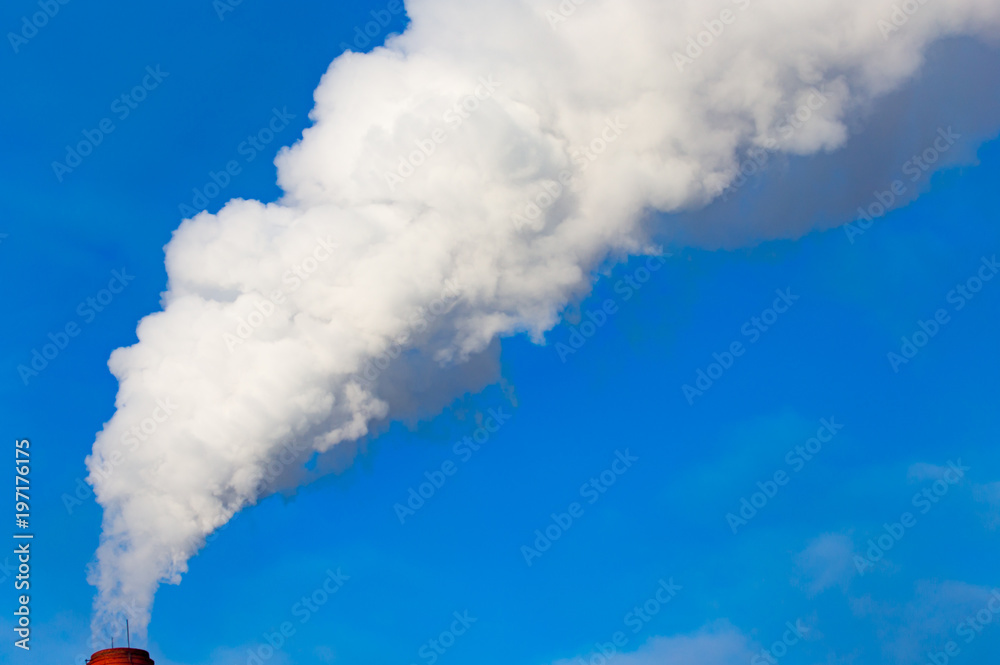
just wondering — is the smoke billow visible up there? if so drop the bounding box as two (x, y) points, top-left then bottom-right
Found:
(86, 0), (1000, 639)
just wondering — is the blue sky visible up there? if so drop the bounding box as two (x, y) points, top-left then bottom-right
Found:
(2, 1), (1000, 665)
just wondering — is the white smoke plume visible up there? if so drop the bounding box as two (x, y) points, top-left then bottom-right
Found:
(86, 0), (1000, 639)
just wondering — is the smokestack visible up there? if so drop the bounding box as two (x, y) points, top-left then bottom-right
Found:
(87, 648), (155, 665)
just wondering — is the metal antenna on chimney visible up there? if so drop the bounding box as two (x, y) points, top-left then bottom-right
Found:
(127, 619), (134, 665)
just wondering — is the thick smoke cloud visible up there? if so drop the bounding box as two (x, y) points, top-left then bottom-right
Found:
(86, 0), (1000, 640)
(663, 37), (1000, 249)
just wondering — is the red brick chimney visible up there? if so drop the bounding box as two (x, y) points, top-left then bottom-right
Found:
(88, 648), (155, 665)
